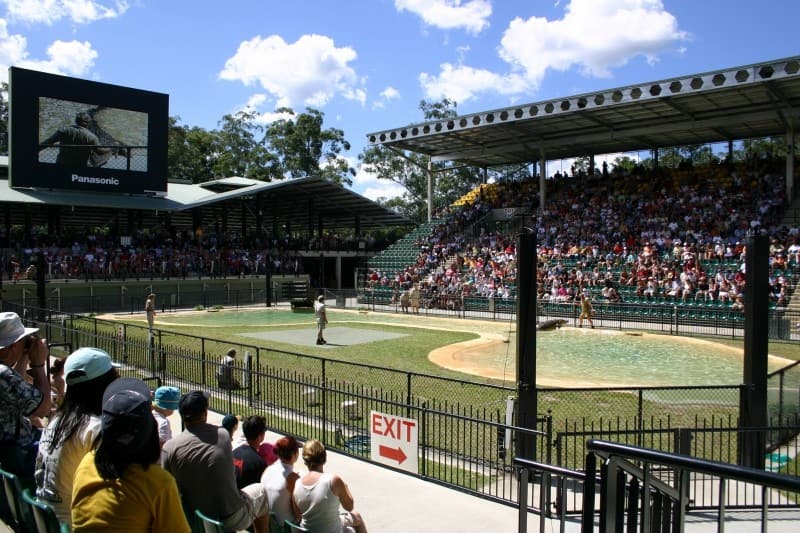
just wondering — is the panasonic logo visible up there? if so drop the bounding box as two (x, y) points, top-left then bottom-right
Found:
(71, 174), (120, 186)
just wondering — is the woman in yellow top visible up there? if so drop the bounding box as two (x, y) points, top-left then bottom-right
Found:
(71, 378), (190, 532)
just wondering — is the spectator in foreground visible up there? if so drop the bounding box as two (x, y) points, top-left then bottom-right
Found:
(0, 311), (50, 489)
(222, 413), (239, 440)
(162, 391), (270, 533)
(34, 347), (119, 526)
(232, 415), (272, 489)
(71, 378), (190, 532)
(261, 435), (301, 525)
(293, 439), (367, 533)
(151, 385), (180, 446)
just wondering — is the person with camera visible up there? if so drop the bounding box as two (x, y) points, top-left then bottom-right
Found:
(0, 311), (51, 489)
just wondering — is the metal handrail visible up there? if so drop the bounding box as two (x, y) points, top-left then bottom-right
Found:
(584, 439), (800, 532)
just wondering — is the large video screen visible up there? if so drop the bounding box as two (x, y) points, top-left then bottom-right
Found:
(9, 67), (169, 195)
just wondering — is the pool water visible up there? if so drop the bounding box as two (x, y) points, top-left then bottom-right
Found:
(502, 328), (787, 387)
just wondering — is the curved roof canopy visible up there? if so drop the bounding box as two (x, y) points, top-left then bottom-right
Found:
(367, 56), (800, 167)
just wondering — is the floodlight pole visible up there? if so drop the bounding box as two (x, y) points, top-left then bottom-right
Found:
(515, 230), (537, 460)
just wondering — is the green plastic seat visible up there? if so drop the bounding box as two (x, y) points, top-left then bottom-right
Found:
(194, 509), (225, 533)
(21, 489), (69, 533)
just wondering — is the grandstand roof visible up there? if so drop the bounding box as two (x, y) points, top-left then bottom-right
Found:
(366, 56), (800, 167)
(0, 173), (411, 231)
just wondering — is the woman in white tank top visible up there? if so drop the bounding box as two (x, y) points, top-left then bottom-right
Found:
(291, 439), (367, 533)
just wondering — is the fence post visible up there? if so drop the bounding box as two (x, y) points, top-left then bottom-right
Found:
(245, 350), (253, 407)
(420, 401), (428, 478)
(321, 359), (328, 438)
(637, 389), (644, 447)
(406, 373), (412, 419)
(518, 466), (529, 533)
(581, 452), (597, 530)
(201, 337), (207, 386)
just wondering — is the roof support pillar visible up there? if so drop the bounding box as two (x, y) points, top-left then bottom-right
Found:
(240, 199), (248, 239)
(427, 158), (433, 222)
(539, 147), (547, 211)
(787, 126), (796, 202)
(354, 215), (361, 237)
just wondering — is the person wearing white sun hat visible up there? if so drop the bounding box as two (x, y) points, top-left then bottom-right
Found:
(0, 311), (51, 489)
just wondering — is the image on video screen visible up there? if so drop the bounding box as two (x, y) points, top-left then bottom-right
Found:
(37, 97), (149, 172)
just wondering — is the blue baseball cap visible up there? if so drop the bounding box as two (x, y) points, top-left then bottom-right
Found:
(153, 386), (180, 410)
(64, 347), (120, 386)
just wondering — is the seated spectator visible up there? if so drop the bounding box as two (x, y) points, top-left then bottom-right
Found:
(292, 439), (367, 533)
(34, 347), (119, 526)
(222, 413), (239, 441)
(261, 436), (301, 526)
(71, 378), (190, 532)
(162, 391), (270, 533)
(233, 415), (273, 489)
(217, 348), (241, 389)
(152, 385), (180, 446)
(0, 312), (50, 489)
(49, 358), (66, 411)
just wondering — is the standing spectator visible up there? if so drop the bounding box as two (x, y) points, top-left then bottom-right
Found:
(162, 391), (270, 533)
(578, 293), (595, 329)
(409, 283), (421, 314)
(152, 386), (180, 446)
(34, 347), (119, 525)
(232, 416), (271, 489)
(293, 439), (367, 533)
(144, 293), (156, 331)
(217, 348), (241, 389)
(314, 295), (328, 345)
(71, 378), (190, 532)
(0, 312), (50, 489)
(261, 436), (301, 526)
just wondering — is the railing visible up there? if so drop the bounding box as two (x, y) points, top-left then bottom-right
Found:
(581, 439), (800, 532)
(7, 301), (800, 514)
(38, 144), (148, 172)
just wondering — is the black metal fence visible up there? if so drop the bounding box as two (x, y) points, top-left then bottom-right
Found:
(4, 301), (798, 512)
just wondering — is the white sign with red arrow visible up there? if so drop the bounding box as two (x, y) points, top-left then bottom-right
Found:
(369, 410), (418, 474)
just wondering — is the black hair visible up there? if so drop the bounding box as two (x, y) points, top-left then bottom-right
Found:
(94, 418), (161, 480)
(241, 415), (267, 442)
(46, 368), (118, 453)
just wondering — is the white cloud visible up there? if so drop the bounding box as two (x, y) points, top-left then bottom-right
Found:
(419, 63), (527, 103)
(372, 85), (400, 109)
(419, 0), (687, 102)
(499, 0), (689, 83)
(0, 19), (97, 82)
(351, 165), (407, 201)
(1, 0), (129, 25)
(394, 0), (492, 34)
(380, 86), (400, 101)
(219, 33), (365, 110)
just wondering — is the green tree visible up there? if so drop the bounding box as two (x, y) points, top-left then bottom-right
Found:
(358, 98), (490, 222)
(612, 155), (638, 173)
(0, 82), (8, 155)
(265, 107), (354, 185)
(213, 110), (277, 181)
(167, 117), (219, 183)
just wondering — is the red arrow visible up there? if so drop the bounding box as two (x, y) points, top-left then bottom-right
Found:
(378, 445), (407, 464)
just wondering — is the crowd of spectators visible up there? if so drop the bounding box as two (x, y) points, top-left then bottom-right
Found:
(0, 227), (396, 282)
(368, 160), (798, 311)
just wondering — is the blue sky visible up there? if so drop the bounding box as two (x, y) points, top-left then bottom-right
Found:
(1, 0), (798, 200)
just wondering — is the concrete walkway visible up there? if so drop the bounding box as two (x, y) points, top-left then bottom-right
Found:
(194, 410), (798, 533)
